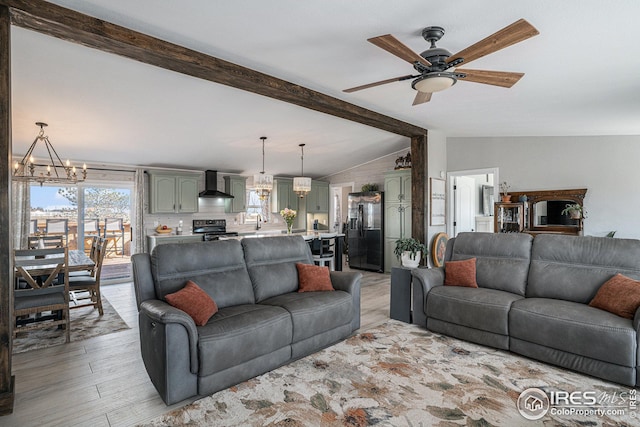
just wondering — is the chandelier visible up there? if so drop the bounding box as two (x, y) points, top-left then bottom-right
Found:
(253, 136), (273, 200)
(13, 122), (87, 186)
(293, 143), (311, 198)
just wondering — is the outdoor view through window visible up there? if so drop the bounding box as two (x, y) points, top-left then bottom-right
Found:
(30, 184), (133, 281)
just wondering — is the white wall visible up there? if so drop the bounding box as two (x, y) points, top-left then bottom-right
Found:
(447, 135), (640, 239)
(427, 130), (447, 266)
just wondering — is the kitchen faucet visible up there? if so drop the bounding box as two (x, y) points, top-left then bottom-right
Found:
(256, 214), (261, 230)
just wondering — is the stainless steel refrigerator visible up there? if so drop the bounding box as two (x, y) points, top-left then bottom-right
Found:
(347, 191), (384, 272)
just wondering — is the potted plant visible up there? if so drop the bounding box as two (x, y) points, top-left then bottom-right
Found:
(394, 238), (428, 268)
(500, 181), (511, 202)
(560, 203), (585, 220)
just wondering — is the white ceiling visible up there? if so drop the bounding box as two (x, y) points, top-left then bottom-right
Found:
(10, 0), (640, 178)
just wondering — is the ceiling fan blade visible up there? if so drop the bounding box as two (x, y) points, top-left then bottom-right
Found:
(446, 19), (539, 66)
(343, 74), (417, 93)
(457, 69), (524, 88)
(368, 34), (432, 66)
(412, 91), (432, 105)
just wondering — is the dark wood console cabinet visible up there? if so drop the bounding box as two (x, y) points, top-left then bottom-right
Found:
(501, 188), (587, 236)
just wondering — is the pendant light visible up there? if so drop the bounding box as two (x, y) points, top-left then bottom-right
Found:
(13, 122), (87, 186)
(293, 143), (311, 198)
(253, 136), (273, 200)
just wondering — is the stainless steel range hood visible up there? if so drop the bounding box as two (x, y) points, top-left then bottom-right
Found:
(198, 170), (234, 198)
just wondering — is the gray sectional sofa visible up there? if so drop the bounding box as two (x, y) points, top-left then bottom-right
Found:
(132, 235), (361, 404)
(412, 232), (640, 386)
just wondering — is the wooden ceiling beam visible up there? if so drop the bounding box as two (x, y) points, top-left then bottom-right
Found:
(1, 0), (426, 138)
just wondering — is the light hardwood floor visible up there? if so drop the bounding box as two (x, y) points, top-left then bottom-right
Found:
(4, 268), (392, 427)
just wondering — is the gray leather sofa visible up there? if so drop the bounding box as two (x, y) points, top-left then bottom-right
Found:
(132, 235), (361, 404)
(412, 232), (640, 386)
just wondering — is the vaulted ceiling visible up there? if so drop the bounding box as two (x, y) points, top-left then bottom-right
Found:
(9, 0), (640, 178)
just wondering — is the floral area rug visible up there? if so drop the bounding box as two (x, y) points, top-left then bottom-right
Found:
(140, 321), (636, 426)
(13, 296), (130, 354)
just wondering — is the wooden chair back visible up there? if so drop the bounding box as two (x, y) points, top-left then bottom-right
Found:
(28, 235), (64, 250)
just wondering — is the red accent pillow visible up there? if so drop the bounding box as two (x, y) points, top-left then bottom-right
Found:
(444, 258), (478, 288)
(589, 273), (640, 319)
(296, 263), (334, 292)
(165, 280), (218, 326)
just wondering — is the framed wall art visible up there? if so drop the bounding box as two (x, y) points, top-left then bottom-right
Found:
(430, 177), (446, 226)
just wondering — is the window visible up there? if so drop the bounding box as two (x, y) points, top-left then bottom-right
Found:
(245, 189), (270, 222)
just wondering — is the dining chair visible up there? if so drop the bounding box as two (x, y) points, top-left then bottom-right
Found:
(68, 237), (106, 315)
(13, 247), (70, 342)
(311, 233), (337, 271)
(103, 218), (125, 256)
(28, 235), (64, 249)
(45, 218), (69, 246)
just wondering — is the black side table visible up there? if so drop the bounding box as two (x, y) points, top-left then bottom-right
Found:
(390, 266), (414, 323)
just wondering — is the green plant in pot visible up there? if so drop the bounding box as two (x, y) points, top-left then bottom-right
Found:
(394, 238), (428, 268)
(560, 203), (585, 220)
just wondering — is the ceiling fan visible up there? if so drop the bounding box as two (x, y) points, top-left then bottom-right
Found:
(344, 19), (539, 105)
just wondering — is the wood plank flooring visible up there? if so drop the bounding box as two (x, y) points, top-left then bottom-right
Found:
(4, 267), (392, 427)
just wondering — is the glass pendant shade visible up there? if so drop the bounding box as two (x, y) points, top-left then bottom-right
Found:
(255, 136), (273, 200)
(254, 173), (274, 191)
(293, 177), (311, 194)
(294, 143), (311, 198)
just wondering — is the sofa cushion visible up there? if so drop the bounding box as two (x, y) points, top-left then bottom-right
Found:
(165, 280), (218, 326)
(151, 240), (255, 309)
(444, 258), (478, 288)
(261, 291), (353, 342)
(448, 232), (533, 296)
(242, 236), (315, 302)
(296, 263), (334, 292)
(527, 234), (640, 303)
(197, 304), (292, 377)
(510, 298), (637, 367)
(589, 274), (640, 319)
(426, 286), (523, 335)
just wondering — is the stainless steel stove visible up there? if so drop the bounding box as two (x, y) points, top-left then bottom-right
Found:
(192, 219), (239, 241)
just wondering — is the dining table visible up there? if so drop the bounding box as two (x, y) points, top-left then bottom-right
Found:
(16, 249), (95, 285)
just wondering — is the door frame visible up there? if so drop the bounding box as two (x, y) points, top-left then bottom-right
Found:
(329, 182), (355, 233)
(446, 167), (499, 237)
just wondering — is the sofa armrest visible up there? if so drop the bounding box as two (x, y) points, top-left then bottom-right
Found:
(330, 271), (362, 331)
(140, 299), (199, 374)
(411, 267), (445, 327)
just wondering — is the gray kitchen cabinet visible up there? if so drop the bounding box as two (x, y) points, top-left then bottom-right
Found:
(148, 172), (200, 214)
(273, 178), (299, 212)
(384, 170), (411, 272)
(224, 175), (247, 213)
(306, 180), (329, 213)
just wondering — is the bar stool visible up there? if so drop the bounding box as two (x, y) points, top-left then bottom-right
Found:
(312, 233), (337, 271)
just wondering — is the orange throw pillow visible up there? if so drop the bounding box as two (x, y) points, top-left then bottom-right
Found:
(444, 258), (478, 288)
(296, 263), (334, 292)
(165, 280), (218, 326)
(589, 274), (640, 319)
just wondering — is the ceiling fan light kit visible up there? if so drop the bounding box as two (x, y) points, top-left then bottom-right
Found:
(412, 73), (456, 93)
(344, 19), (539, 104)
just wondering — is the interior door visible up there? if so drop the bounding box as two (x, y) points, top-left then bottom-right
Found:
(454, 176), (476, 236)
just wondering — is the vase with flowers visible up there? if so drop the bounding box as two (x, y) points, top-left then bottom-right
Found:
(280, 208), (297, 234)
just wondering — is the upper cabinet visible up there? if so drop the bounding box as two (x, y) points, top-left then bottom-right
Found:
(384, 170), (411, 203)
(272, 178), (299, 212)
(148, 172), (200, 214)
(306, 181), (329, 213)
(224, 175), (247, 213)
